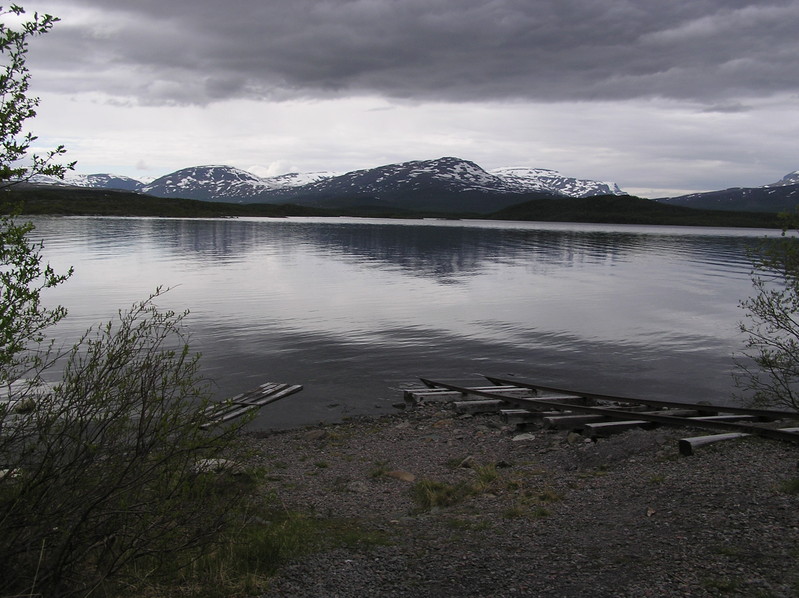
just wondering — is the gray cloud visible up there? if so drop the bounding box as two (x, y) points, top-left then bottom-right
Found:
(32, 0), (799, 106)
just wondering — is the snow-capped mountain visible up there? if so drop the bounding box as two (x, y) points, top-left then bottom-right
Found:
(656, 170), (799, 213)
(766, 170), (799, 187)
(241, 157), (628, 212)
(30, 172), (146, 191)
(27, 157), (627, 213)
(140, 165), (338, 201)
(279, 158), (623, 199)
(133, 158), (624, 203)
(491, 167), (625, 197)
(274, 157), (506, 201)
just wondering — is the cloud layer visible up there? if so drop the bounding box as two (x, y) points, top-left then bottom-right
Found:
(18, 0), (799, 195)
(34, 0), (799, 106)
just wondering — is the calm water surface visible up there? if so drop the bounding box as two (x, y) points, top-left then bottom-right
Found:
(29, 216), (779, 430)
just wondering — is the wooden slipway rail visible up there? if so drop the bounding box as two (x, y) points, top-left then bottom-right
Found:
(409, 376), (799, 455)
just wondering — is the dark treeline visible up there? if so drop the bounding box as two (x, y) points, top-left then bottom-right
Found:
(1, 186), (784, 228)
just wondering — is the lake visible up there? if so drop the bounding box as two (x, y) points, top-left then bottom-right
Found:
(28, 216), (780, 430)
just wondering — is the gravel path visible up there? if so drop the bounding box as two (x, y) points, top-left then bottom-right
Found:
(246, 403), (799, 597)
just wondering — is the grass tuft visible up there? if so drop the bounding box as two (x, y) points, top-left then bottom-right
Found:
(370, 460), (391, 478)
(411, 479), (474, 511)
(778, 477), (799, 495)
(121, 500), (390, 598)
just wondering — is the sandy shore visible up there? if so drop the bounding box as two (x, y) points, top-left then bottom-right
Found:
(246, 402), (799, 597)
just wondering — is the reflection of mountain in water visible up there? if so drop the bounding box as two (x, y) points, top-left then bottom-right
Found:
(145, 219), (758, 283)
(302, 223), (636, 282)
(38, 217), (758, 283)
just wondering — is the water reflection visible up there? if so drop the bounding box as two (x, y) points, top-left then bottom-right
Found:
(29, 216), (776, 429)
(34, 216), (761, 275)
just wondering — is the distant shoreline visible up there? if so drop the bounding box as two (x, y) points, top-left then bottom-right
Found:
(2, 186), (785, 229)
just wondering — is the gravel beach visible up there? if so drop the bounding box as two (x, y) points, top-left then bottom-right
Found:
(247, 402), (799, 597)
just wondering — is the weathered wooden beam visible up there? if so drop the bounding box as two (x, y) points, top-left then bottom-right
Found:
(453, 399), (507, 414)
(543, 414), (607, 429)
(201, 383), (303, 429)
(227, 382), (284, 404)
(204, 405), (259, 426)
(404, 385), (534, 407)
(689, 414), (760, 423)
(678, 433), (749, 456)
(235, 383), (288, 405)
(500, 409), (567, 424)
(543, 409), (707, 431)
(583, 420), (653, 437)
(678, 426), (799, 456)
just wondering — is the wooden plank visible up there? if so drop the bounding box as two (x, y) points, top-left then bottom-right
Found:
(404, 386), (534, 406)
(225, 382), (283, 404)
(543, 414), (608, 429)
(453, 400), (507, 414)
(679, 426), (799, 456)
(678, 433), (749, 456)
(651, 409), (704, 417)
(583, 420), (652, 437)
(689, 414), (760, 423)
(201, 383), (303, 429)
(237, 384), (291, 406)
(251, 384), (303, 407)
(544, 408), (705, 430)
(209, 405), (258, 424)
(451, 395), (583, 414)
(202, 383), (284, 416)
(500, 409), (566, 424)
(524, 395), (589, 405)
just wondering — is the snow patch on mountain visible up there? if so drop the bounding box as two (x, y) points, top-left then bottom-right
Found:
(767, 170), (799, 187)
(491, 166), (625, 197)
(302, 157), (505, 196)
(26, 157), (628, 203)
(265, 171), (340, 188)
(30, 172), (146, 191)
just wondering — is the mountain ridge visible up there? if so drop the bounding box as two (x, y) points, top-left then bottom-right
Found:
(654, 169), (799, 213)
(31, 156), (625, 210)
(27, 158), (799, 214)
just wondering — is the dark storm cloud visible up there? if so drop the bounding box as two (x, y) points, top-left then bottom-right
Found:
(37, 0), (799, 105)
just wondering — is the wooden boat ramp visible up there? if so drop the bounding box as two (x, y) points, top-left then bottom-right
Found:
(201, 381), (303, 429)
(404, 375), (799, 455)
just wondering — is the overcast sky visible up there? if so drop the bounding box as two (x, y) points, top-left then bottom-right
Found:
(16, 0), (799, 197)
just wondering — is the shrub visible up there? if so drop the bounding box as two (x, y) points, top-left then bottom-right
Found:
(0, 291), (253, 596)
(0, 8), (257, 595)
(736, 214), (799, 412)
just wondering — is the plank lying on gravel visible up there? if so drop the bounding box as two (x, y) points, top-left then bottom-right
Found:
(452, 396), (591, 414)
(501, 409), (568, 424)
(201, 382), (303, 429)
(404, 386), (534, 406)
(543, 414), (608, 429)
(543, 408), (704, 430)
(453, 399), (507, 414)
(583, 420), (653, 437)
(689, 414), (761, 423)
(679, 427), (799, 456)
